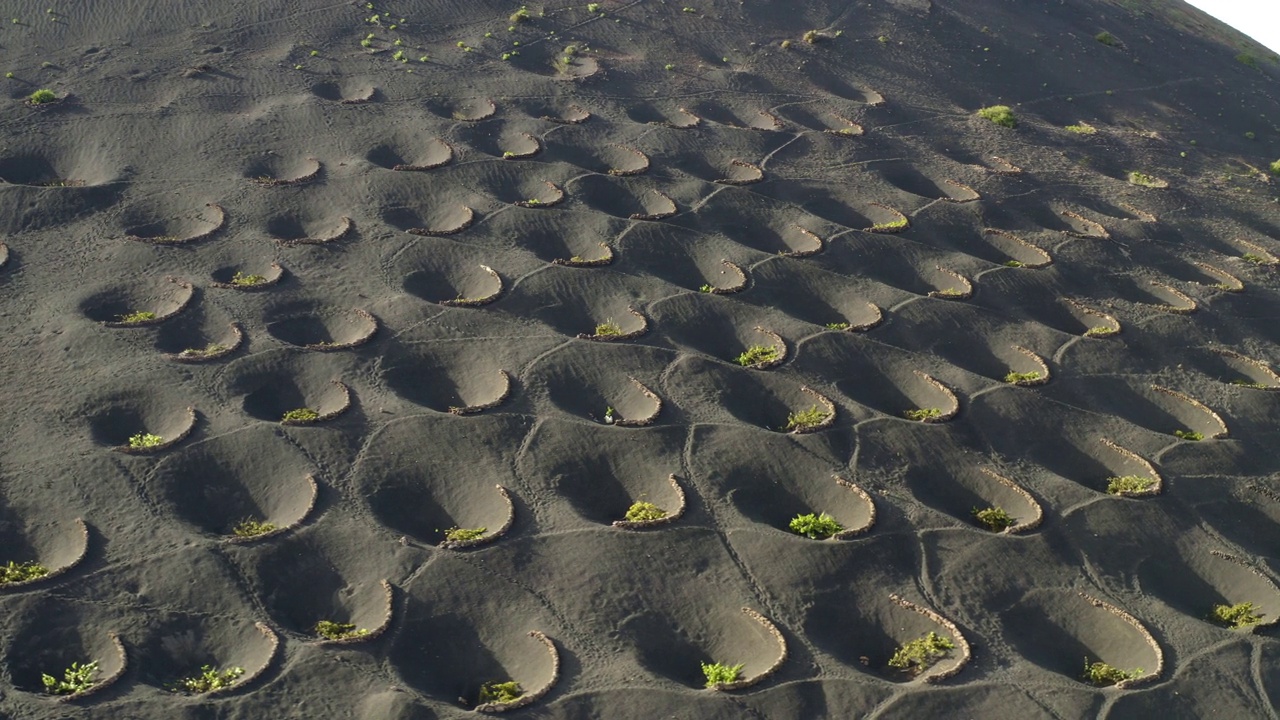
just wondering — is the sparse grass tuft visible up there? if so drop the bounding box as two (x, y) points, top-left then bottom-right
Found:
(1082, 658), (1141, 686)
(315, 620), (369, 640)
(889, 632), (955, 674)
(977, 105), (1017, 128)
(1004, 371), (1042, 384)
(594, 320), (623, 337)
(785, 405), (831, 431)
(444, 527), (486, 543)
(1107, 475), (1153, 495)
(175, 665), (244, 694)
(117, 311), (157, 324)
(1095, 31), (1116, 46)
(1065, 122), (1097, 134)
(128, 433), (164, 449)
(972, 506), (1015, 531)
(28, 88), (57, 104)
(905, 408), (943, 422)
(232, 518), (276, 538)
(1211, 602), (1263, 629)
(625, 501), (667, 523)
(1271, 160), (1280, 176)
(1237, 53), (1258, 68)
(736, 344), (779, 367)
(42, 661), (98, 695)
(701, 662), (743, 687)
(1, 561), (50, 585)
(1174, 429), (1204, 441)
(789, 512), (843, 539)
(479, 680), (523, 704)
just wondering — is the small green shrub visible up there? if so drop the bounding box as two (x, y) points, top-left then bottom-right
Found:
(933, 288), (967, 298)
(736, 345), (779, 366)
(701, 662), (743, 687)
(826, 322), (850, 330)
(587, 3), (601, 11)
(977, 105), (1017, 128)
(444, 527), (486, 542)
(128, 433), (164, 449)
(1065, 122), (1097, 134)
(28, 88), (57, 104)
(1095, 32), (1116, 46)
(1270, 160), (1280, 176)
(231, 271), (267, 287)
(315, 620), (369, 640)
(802, 30), (821, 44)
(232, 518), (276, 538)
(789, 512), (843, 539)
(1085, 325), (1118, 338)
(509, 7), (530, 23)
(117, 311), (157, 324)
(972, 506), (1015, 532)
(175, 665), (244, 694)
(479, 680), (523, 704)
(888, 632), (955, 674)
(1, 560), (50, 584)
(42, 661), (98, 695)
(870, 216), (908, 232)
(905, 408), (942, 422)
(1107, 475), (1153, 495)
(1004, 371), (1042, 384)
(1082, 657), (1141, 686)
(1211, 602), (1263, 629)
(1173, 429), (1204, 441)
(625, 501), (667, 522)
(1242, 253), (1272, 265)
(785, 405), (831, 431)
(281, 407), (320, 423)
(1127, 171), (1167, 188)
(594, 320), (622, 336)
(1004, 260), (1025, 267)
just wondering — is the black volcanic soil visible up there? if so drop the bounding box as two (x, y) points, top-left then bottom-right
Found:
(2, 0), (1280, 718)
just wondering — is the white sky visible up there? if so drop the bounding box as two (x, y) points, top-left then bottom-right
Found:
(1184, 0), (1280, 54)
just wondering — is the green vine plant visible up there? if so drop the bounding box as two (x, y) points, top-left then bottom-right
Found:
(1231, 379), (1270, 389)
(904, 408), (942, 422)
(230, 271), (267, 287)
(128, 433), (164, 449)
(625, 501), (667, 522)
(789, 512), (843, 539)
(1107, 475), (1153, 495)
(1127, 171), (1168, 188)
(736, 345), (779, 367)
(443, 527), (486, 543)
(869, 216), (908, 232)
(1004, 371), (1042, 384)
(233, 518), (276, 538)
(28, 88), (58, 104)
(117, 311), (157, 324)
(173, 665), (245, 694)
(42, 660), (98, 695)
(479, 680), (523, 704)
(1210, 602), (1263, 629)
(1085, 325), (1119, 338)
(1065, 122), (1098, 134)
(977, 105), (1017, 128)
(785, 405), (831, 432)
(594, 320), (622, 337)
(888, 631), (955, 675)
(701, 661), (743, 687)
(282, 407), (320, 423)
(1004, 260), (1025, 267)
(971, 506), (1015, 532)
(1, 560), (50, 585)
(1173, 429), (1204, 441)
(1082, 657), (1142, 686)
(315, 620), (369, 641)
(826, 322), (850, 330)
(178, 343), (228, 359)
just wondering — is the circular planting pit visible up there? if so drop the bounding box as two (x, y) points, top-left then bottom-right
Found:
(265, 212), (353, 245)
(804, 592), (966, 683)
(147, 425), (317, 541)
(1000, 589), (1161, 688)
(1137, 549), (1280, 630)
(210, 262), (285, 291)
(366, 137), (452, 171)
(79, 277), (194, 327)
(382, 203), (475, 236)
(156, 314), (243, 363)
(6, 603), (127, 701)
(133, 615), (278, 697)
(905, 465), (1041, 534)
(381, 341), (514, 414)
(264, 307), (377, 350)
(84, 393), (197, 453)
(0, 515), (89, 592)
(622, 603), (785, 690)
(122, 201), (225, 245)
(310, 80), (377, 104)
(244, 155), (321, 187)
